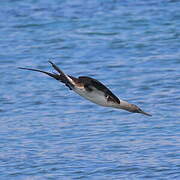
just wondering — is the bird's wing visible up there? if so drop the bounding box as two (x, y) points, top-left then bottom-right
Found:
(18, 67), (60, 80)
(48, 61), (76, 87)
(19, 62), (79, 90)
(78, 76), (120, 104)
(48, 61), (84, 89)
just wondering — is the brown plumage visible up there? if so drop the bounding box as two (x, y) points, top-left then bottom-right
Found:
(19, 61), (152, 116)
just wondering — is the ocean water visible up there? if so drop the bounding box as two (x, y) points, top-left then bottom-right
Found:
(0, 0), (180, 179)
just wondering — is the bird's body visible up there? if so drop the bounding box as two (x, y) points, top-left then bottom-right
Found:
(74, 86), (108, 107)
(19, 61), (151, 116)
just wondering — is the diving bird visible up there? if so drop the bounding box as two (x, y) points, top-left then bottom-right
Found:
(19, 61), (151, 116)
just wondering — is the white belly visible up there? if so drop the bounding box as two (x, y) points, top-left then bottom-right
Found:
(73, 87), (109, 107)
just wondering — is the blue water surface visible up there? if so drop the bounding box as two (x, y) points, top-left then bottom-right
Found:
(0, 0), (180, 179)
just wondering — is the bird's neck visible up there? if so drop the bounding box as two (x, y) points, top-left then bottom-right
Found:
(113, 100), (133, 112)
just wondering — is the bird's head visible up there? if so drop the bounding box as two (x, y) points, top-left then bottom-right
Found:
(113, 100), (152, 116)
(129, 104), (152, 116)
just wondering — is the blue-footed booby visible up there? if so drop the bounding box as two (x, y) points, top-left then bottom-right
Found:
(19, 61), (151, 116)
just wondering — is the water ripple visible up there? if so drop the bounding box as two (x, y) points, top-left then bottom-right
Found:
(0, 0), (179, 179)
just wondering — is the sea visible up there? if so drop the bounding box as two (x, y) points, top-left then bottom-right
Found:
(0, 0), (179, 179)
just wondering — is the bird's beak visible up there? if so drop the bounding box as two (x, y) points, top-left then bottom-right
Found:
(139, 109), (152, 116)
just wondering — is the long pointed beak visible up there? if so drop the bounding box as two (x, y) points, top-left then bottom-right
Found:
(139, 110), (152, 116)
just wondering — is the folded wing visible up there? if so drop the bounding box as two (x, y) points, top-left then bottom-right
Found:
(78, 76), (120, 104)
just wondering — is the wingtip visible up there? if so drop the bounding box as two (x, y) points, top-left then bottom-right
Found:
(48, 60), (54, 65)
(18, 67), (29, 70)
